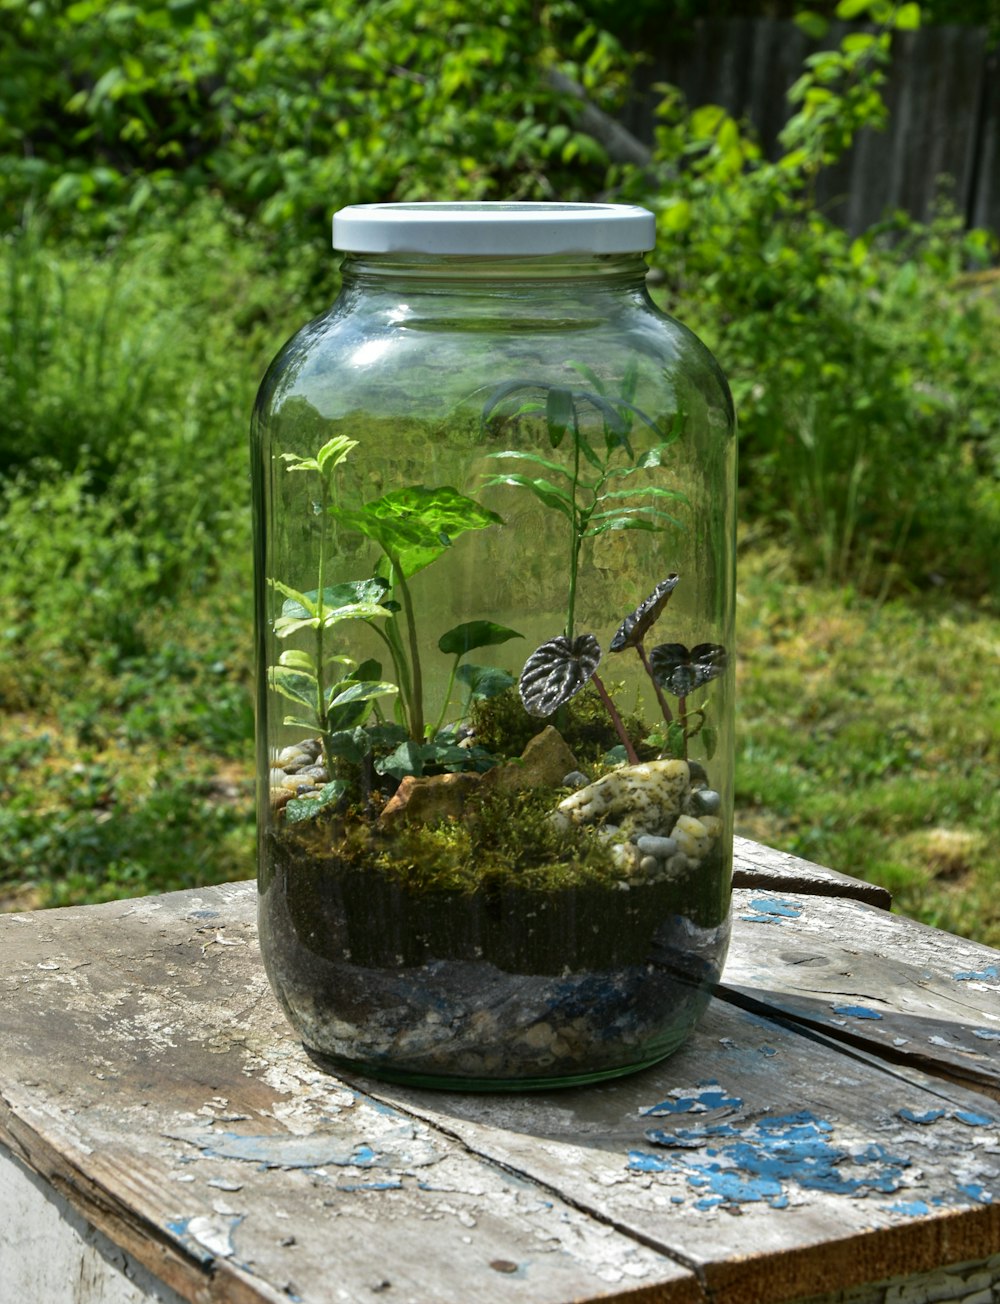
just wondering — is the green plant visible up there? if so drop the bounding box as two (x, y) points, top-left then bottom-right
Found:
(268, 436), (518, 801)
(481, 369), (685, 640)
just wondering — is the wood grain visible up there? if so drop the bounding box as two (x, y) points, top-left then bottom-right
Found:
(1, 872), (997, 1304)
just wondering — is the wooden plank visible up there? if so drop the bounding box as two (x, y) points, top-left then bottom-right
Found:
(721, 889), (1000, 1100)
(732, 838), (891, 909)
(3, 881), (998, 1304)
(356, 998), (1000, 1304)
(0, 885), (695, 1304)
(0, 1144), (187, 1304)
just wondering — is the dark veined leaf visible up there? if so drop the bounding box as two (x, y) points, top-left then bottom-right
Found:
(438, 621), (523, 657)
(609, 575), (680, 652)
(285, 780), (349, 823)
(649, 642), (728, 697)
(333, 486), (502, 579)
(519, 634), (601, 717)
(456, 663), (515, 701)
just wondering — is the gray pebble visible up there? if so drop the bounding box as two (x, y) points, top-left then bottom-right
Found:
(636, 834), (678, 860)
(639, 856), (659, 875)
(666, 853), (690, 874)
(562, 770), (590, 788)
(691, 788), (721, 815)
(299, 765), (329, 781)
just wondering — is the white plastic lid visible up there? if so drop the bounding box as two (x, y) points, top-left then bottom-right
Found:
(332, 202), (656, 256)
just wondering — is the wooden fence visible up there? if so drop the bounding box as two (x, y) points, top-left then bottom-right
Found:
(619, 18), (999, 234)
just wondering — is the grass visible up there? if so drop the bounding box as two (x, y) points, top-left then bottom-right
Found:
(734, 538), (1000, 945)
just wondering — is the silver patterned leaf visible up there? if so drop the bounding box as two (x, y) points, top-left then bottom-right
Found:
(609, 574), (680, 652)
(649, 642), (728, 697)
(519, 634), (602, 718)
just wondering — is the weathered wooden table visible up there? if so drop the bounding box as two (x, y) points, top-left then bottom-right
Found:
(2, 837), (998, 1304)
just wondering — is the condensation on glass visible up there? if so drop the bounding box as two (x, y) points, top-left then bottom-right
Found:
(251, 202), (737, 1089)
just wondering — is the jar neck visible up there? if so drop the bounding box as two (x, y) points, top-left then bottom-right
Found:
(339, 251), (649, 291)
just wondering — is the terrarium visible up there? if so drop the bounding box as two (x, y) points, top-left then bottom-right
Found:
(251, 202), (736, 1089)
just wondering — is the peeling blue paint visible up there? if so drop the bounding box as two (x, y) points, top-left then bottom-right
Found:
(958, 1183), (993, 1204)
(643, 1083), (743, 1116)
(954, 1110), (994, 1127)
(953, 965), (998, 982)
(628, 1150), (673, 1173)
(898, 1108), (946, 1124)
(739, 898), (803, 925)
(641, 1110), (912, 1209)
(886, 1200), (931, 1217)
(831, 1005), (883, 1020)
(972, 1028), (1000, 1041)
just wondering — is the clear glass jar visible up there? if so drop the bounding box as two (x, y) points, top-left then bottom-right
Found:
(251, 202), (736, 1090)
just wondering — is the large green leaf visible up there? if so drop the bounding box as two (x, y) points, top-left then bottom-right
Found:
(333, 486), (502, 579)
(437, 621), (523, 657)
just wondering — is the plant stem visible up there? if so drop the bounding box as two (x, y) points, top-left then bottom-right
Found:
(565, 418), (582, 641)
(314, 476), (334, 776)
(678, 694), (688, 761)
(636, 642), (674, 725)
(431, 656), (460, 739)
(591, 673), (640, 765)
(388, 553), (425, 742)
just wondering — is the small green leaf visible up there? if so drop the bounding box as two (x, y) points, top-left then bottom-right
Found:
(285, 780), (348, 823)
(375, 741), (427, 780)
(455, 664), (516, 700)
(329, 680), (399, 708)
(438, 621), (523, 657)
(326, 728), (372, 763)
(283, 713), (322, 731)
(481, 473), (575, 519)
(316, 435), (359, 473)
(545, 387), (575, 449)
(278, 649), (317, 673)
(485, 450), (572, 480)
(269, 667), (320, 709)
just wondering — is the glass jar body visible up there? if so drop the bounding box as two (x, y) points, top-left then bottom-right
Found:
(252, 252), (736, 1089)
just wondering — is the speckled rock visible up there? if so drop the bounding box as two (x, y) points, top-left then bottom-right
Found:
(553, 759), (690, 839)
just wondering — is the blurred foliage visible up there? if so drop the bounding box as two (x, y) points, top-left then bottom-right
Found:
(616, 0), (1000, 594)
(0, 0), (628, 253)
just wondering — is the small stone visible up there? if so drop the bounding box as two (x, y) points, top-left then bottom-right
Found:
(484, 726), (580, 793)
(700, 815), (723, 840)
(270, 787), (293, 809)
(666, 853), (690, 874)
(380, 771), (482, 828)
(635, 834), (678, 860)
(298, 765), (329, 781)
(691, 788), (721, 815)
(639, 856), (659, 875)
(562, 770), (590, 788)
(281, 774), (312, 792)
(277, 744), (310, 767)
(269, 767), (286, 786)
(610, 842), (640, 873)
(522, 1021), (554, 1050)
(672, 814), (711, 860)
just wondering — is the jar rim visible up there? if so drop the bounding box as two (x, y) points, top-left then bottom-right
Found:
(332, 202), (656, 256)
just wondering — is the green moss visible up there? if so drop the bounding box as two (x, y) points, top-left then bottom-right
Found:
(280, 782), (625, 895)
